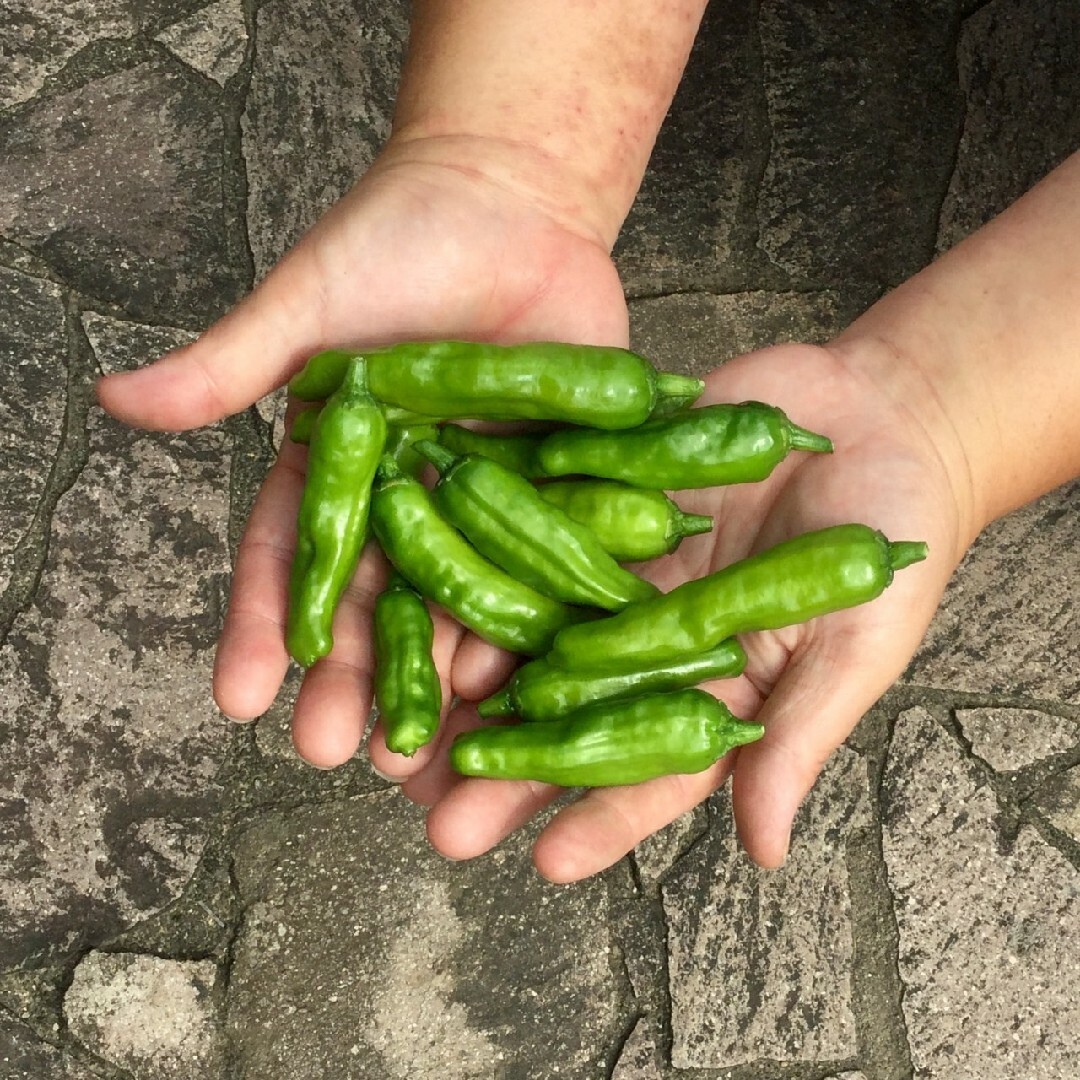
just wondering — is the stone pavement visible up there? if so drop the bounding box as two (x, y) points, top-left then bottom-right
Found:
(1, 1), (1078, 1078)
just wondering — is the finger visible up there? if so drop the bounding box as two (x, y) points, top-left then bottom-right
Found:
(212, 439), (307, 721)
(398, 701), (486, 807)
(96, 246), (326, 431)
(450, 631), (521, 702)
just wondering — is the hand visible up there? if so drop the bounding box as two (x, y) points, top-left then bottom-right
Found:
(403, 341), (974, 880)
(96, 136), (630, 766)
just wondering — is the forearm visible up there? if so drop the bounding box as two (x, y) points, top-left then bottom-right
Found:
(390, 0), (709, 248)
(835, 149), (1080, 543)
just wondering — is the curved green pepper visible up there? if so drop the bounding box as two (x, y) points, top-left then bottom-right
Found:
(415, 440), (657, 611)
(370, 455), (582, 655)
(450, 689), (764, 787)
(289, 342), (705, 429)
(549, 523), (928, 671)
(373, 573), (442, 756)
(478, 638), (747, 722)
(536, 401), (833, 488)
(286, 359), (387, 668)
(438, 423), (547, 479)
(291, 412), (438, 479)
(536, 480), (713, 562)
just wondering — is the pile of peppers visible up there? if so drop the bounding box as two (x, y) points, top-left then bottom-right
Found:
(284, 341), (928, 783)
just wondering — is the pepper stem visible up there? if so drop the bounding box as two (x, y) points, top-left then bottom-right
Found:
(787, 422), (834, 453)
(674, 510), (714, 539)
(476, 690), (513, 718)
(888, 540), (929, 571)
(655, 372), (706, 408)
(413, 439), (457, 475)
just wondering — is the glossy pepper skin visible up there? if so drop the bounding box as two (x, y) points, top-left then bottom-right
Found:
(291, 412), (438, 479)
(370, 455), (582, 655)
(437, 423), (547, 479)
(450, 689), (765, 787)
(373, 573), (442, 756)
(537, 480), (713, 562)
(550, 523), (929, 671)
(478, 638), (747, 722)
(286, 360), (387, 667)
(415, 440), (658, 611)
(289, 342), (705, 429)
(536, 401), (833, 489)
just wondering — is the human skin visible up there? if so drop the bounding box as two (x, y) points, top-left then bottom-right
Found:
(96, 2), (1080, 880)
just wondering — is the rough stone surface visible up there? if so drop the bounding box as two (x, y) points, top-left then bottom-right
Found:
(938, 0), (1080, 250)
(64, 952), (223, 1078)
(242, 0), (408, 278)
(1033, 766), (1080, 844)
(632, 806), (707, 888)
(0, 60), (243, 320)
(0, 266), (67, 594)
(907, 481), (1080, 703)
(663, 748), (870, 1069)
(228, 793), (626, 1079)
(156, 0), (248, 87)
(882, 708), (1080, 1079)
(0, 316), (230, 967)
(0, 1014), (104, 1079)
(610, 1017), (662, 1080)
(956, 707), (1080, 773)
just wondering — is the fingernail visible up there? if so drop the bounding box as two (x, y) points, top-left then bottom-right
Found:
(369, 762), (404, 784)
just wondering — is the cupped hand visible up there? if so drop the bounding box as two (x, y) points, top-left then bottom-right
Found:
(95, 136), (630, 766)
(410, 341), (975, 880)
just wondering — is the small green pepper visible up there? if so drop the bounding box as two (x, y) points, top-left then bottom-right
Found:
(450, 689), (765, 787)
(290, 412), (437, 479)
(373, 573), (442, 756)
(438, 423), (547, 479)
(536, 401), (833, 488)
(370, 455), (583, 655)
(286, 360), (387, 668)
(536, 480), (713, 562)
(549, 523), (928, 671)
(415, 440), (658, 611)
(478, 638), (747, 722)
(289, 342), (705, 429)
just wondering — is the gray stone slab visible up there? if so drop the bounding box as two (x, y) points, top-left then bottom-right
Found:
(629, 288), (874, 377)
(611, 1016), (662, 1080)
(0, 1), (131, 110)
(0, 60), (243, 320)
(938, 0), (1080, 251)
(0, 1014), (104, 1080)
(242, 0), (407, 279)
(0, 267), (67, 594)
(882, 707), (1080, 1079)
(156, 0), (248, 87)
(227, 793), (627, 1079)
(956, 707), (1080, 773)
(756, 0), (961, 286)
(64, 952), (223, 1078)
(0, 317), (231, 968)
(1033, 766), (1080, 845)
(662, 748), (869, 1069)
(632, 806), (707, 888)
(907, 481), (1080, 703)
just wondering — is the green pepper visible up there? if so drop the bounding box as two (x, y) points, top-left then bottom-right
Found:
(370, 455), (583, 655)
(290, 412), (437, 479)
(478, 638), (747, 722)
(535, 401), (833, 488)
(549, 523), (928, 671)
(438, 423), (547, 479)
(536, 480), (713, 562)
(288, 405), (320, 445)
(289, 342), (705, 429)
(415, 440), (658, 611)
(373, 573), (442, 756)
(450, 689), (764, 787)
(286, 359), (387, 668)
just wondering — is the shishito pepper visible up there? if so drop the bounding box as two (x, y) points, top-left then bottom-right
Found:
(286, 359), (387, 668)
(289, 341), (705, 429)
(291, 411), (438, 479)
(549, 523), (928, 671)
(478, 638), (747, 722)
(536, 480), (713, 562)
(437, 423), (547, 479)
(370, 455), (583, 655)
(450, 689), (765, 787)
(536, 400), (833, 488)
(373, 573), (441, 756)
(415, 440), (658, 611)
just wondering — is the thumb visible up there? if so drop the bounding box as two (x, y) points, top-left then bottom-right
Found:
(96, 246), (327, 431)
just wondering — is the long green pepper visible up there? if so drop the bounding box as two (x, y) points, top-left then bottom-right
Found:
(286, 359), (387, 668)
